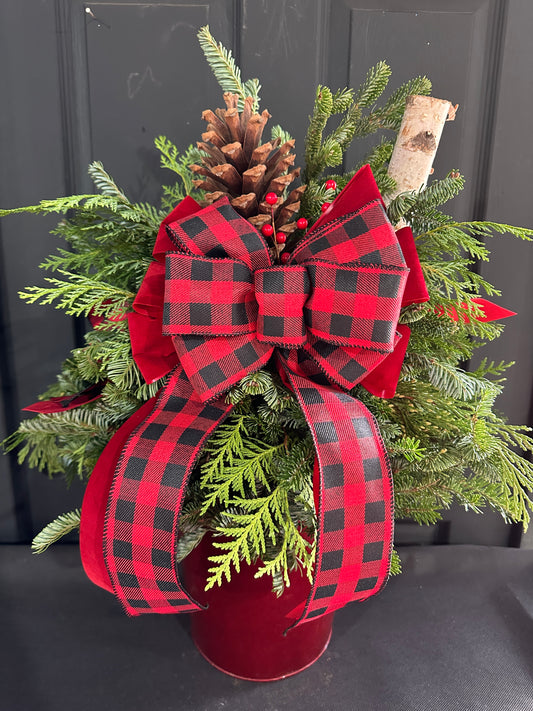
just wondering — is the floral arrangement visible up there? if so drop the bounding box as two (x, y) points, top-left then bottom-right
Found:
(3, 27), (533, 626)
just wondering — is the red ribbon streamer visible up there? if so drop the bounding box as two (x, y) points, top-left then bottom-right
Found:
(435, 297), (516, 323)
(23, 383), (105, 414)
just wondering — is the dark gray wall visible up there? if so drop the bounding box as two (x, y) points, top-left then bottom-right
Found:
(1, 0), (531, 544)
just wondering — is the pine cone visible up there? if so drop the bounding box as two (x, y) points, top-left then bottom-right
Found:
(191, 93), (305, 238)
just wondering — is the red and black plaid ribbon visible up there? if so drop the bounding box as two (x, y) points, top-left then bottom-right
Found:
(103, 167), (409, 625)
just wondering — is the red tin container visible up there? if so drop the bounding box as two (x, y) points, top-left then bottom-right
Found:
(182, 535), (333, 681)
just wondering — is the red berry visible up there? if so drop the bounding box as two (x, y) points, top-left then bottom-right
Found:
(276, 233), (287, 244)
(325, 179), (337, 191)
(321, 202), (331, 213)
(265, 192), (278, 205)
(297, 217), (308, 230)
(261, 224), (274, 237)
(281, 252), (290, 264)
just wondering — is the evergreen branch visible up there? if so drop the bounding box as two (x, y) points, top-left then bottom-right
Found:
(0, 195), (110, 217)
(331, 87), (355, 113)
(205, 486), (288, 588)
(200, 440), (284, 513)
(413, 355), (499, 401)
(357, 139), (395, 175)
(418, 220), (533, 246)
(371, 75), (432, 132)
(32, 509), (81, 553)
(387, 173), (465, 226)
(388, 436), (426, 462)
(197, 26), (243, 97)
(413, 173), (465, 208)
(390, 549), (402, 575)
(353, 61), (391, 107)
(197, 26), (260, 111)
(200, 415), (248, 484)
(16, 407), (113, 438)
(155, 136), (205, 199)
(88, 161), (129, 201)
(19, 272), (133, 318)
(303, 85), (334, 182)
(271, 124), (293, 144)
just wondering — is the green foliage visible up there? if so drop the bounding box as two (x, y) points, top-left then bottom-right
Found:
(1, 155), (178, 487)
(155, 136), (205, 209)
(197, 25), (261, 111)
(176, 373), (316, 593)
(389, 549), (402, 575)
(301, 62), (431, 220)
(271, 124), (293, 145)
(32, 510), (81, 553)
(20, 272), (134, 319)
(387, 171), (466, 227)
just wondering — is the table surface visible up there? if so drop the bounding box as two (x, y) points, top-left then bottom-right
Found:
(2, 543), (533, 711)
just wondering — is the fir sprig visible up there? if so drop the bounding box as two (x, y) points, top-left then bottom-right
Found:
(197, 25), (261, 111)
(31, 509), (81, 553)
(301, 64), (432, 218)
(271, 124), (294, 145)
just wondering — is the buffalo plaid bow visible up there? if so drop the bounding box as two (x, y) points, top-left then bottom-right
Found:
(101, 166), (409, 626)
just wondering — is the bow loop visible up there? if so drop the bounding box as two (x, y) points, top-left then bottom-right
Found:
(163, 253), (256, 337)
(166, 197), (272, 270)
(303, 261), (408, 351)
(290, 200), (406, 269)
(172, 333), (273, 402)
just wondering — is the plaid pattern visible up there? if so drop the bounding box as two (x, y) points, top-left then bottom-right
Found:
(166, 197), (271, 271)
(285, 372), (393, 627)
(161, 203), (407, 401)
(172, 332), (272, 402)
(105, 172), (407, 623)
(304, 260), (407, 349)
(163, 254), (257, 336)
(290, 200), (406, 269)
(104, 366), (233, 614)
(284, 333), (402, 392)
(254, 265), (310, 347)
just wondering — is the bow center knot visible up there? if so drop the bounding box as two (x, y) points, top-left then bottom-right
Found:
(254, 265), (310, 346)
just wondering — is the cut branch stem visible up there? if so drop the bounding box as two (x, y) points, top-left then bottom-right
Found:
(386, 95), (455, 206)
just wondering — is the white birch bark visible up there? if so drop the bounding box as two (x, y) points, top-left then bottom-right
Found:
(386, 95), (456, 206)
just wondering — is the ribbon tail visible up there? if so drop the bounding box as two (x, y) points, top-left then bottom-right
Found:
(284, 371), (394, 628)
(103, 365), (233, 615)
(24, 382), (105, 413)
(80, 394), (159, 592)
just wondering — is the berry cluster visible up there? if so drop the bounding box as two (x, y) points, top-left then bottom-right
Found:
(261, 180), (339, 263)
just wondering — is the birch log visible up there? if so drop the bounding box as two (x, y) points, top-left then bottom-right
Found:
(386, 95), (456, 206)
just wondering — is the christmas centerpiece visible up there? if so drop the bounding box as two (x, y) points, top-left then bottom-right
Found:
(3, 27), (533, 680)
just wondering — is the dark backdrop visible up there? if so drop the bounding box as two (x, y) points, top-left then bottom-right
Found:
(1, 0), (532, 546)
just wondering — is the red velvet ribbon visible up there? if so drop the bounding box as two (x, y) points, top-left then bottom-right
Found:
(23, 383), (105, 413)
(435, 297), (516, 323)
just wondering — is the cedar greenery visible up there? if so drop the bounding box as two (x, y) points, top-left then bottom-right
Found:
(3, 26), (533, 592)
